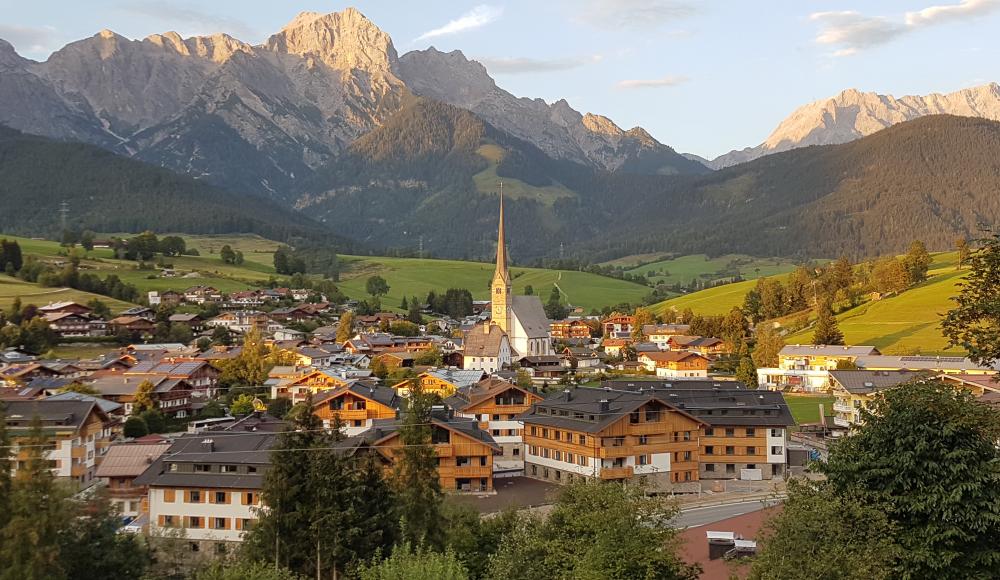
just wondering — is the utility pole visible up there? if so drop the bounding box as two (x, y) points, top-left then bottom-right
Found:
(59, 200), (69, 232)
(418, 235), (424, 259)
(559, 242), (564, 261)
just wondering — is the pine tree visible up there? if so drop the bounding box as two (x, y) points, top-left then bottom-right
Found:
(812, 300), (844, 346)
(393, 381), (444, 549)
(0, 416), (67, 580)
(942, 233), (1000, 367)
(400, 296), (409, 310)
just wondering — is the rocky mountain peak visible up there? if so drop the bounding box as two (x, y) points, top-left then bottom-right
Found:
(144, 31), (252, 63)
(0, 38), (25, 68)
(265, 7), (399, 75)
(582, 113), (624, 138)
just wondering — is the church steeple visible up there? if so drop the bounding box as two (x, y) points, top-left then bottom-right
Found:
(491, 184), (512, 332)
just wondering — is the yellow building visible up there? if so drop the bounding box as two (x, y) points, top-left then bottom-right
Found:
(393, 369), (487, 398)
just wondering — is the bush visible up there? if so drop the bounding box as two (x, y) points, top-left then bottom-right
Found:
(123, 416), (148, 438)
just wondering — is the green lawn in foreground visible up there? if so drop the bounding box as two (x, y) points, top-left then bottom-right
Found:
(783, 394), (835, 425)
(337, 255), (651, 312)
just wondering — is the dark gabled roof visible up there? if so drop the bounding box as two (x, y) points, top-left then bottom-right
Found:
(518, 387), (707, 433)
(641, 388), (795, 427)
(312, 382), (401, 410)
(2, 399), (107, 431)
(602, 379), (746, 391)
(444, 377), (534, 411)
(828, 370), (925, 394)
(366, 413), (501, 451)
(134, 432), (276, 488)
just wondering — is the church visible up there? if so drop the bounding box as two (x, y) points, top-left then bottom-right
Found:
(464, 193), (552, 372)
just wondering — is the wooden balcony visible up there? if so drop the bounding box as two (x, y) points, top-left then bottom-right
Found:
(600, 466), (634, 479)
(448, 465), (493, 478)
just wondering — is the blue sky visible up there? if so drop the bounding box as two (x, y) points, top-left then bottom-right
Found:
(2, 0), (998, 158)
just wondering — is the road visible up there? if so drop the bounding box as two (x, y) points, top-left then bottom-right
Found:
(674, 498), (782, 528)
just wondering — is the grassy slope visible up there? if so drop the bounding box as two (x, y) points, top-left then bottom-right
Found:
(651, 252), (964, 355)
(337, 255), (650, 312)
(650, 278), (762, 316)
(621, 254), (798, 286)
(0, 274), (135, 312)
(472, 145), (575, 205)
(784, 253), (965, 355)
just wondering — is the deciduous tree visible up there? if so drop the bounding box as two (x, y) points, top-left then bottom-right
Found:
(942, 233), (1000, 367)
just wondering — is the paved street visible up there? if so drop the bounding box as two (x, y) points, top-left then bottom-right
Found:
(674, 498), (782, 528)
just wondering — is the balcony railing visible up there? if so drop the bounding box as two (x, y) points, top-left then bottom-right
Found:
(600, 466), (634, 479)
(832, 402), (854, 413)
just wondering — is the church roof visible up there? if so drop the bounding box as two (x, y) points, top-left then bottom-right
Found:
(464, 325), (508, 357)
(494, 191), (509, 282)
(512, 295), (550, 338)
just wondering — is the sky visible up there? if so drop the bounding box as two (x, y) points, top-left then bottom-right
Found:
(1, 0), (998, 158)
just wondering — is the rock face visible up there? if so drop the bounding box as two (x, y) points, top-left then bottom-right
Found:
(0, 7), (702, 199)
(398, 47), (706, 175)
(711, 83), (1000, 169)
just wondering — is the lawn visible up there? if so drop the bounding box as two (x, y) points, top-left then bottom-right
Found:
(650, 278), (762, 317)
(337, 255), (651, 312)
(783, 394), (835, 425)
(0, 274), (136, 312)
(623, 253), (799, 287)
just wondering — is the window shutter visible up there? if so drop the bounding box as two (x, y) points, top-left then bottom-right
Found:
(234, 518), (242, 530)
(157, 515), (165, 527)
(164, 489), (175, 502)
(224, 518), (231, 530)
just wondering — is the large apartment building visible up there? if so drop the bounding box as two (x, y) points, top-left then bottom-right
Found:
(444, 377), (543, 474)
(756, 345), (881, 391)
(3, 399), (114, 487)
(520, 382), (795, 486)
(136, 431), (275, 553)
(519, 387), (706, 488)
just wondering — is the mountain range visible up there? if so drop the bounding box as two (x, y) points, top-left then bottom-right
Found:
(2, 7), (1000, 262)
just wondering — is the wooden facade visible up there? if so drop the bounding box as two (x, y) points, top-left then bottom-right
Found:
(373, 421), (500, 492)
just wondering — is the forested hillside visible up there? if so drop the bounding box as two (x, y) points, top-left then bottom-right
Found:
(595, 115), (1000, 260)
(0, 125), (338, 245)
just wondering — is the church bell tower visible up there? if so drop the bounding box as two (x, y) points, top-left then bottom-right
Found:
(491, 186), (512, 333)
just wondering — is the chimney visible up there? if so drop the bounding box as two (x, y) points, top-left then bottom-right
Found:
(599, 399), (610, 413)
(201, 438), (214, 452)
(563, 388), (572, 401)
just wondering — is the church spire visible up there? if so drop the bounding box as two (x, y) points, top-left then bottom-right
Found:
(495, 183), (509, 282)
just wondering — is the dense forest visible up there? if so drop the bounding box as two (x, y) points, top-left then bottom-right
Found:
(0, 125), (346, 248)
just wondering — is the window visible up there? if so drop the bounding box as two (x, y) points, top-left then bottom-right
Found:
(213, 517), (226, 530)
(553, 431), (561, 441)
(189, 516), (202, 528)
(682, 451), (692, 461)
(745, 427), (756, 437)
(164, 515), (176, 527)
(566, 452), (573, 463)
(725, 446), (735, 455)
(194, 464), (211, 472)
(541, 428), (549, 438)
(725, 428), (735, 437)
(554, 451), (562, 461)
(579, 455), (588, 466)
(190, 542), (200, 552)
(771, 446), (783, 455)
(531, 465), (538, 475)
(189, 490), (201, 503)
(215, 543), (227, 555)
(684, 471), (691, 482)
(456, 456), (472, 467)
(531, 426), (538, 436)
(725, 464), (735, 474)
(630, 411), (640, 424)
(645, 409), (660, 422)
(244, 492), (256, 505)
(542, 449), (550, 459)
(353, 420), (362, 427)
(705, 464), (715, 472)
(747, 464), (757, 469)
(746, 446), (757, 455)
(771, 428), (783, 438)
(705, 445), (714, 455)
(221, 465), (238, 473)
(579, 435), (586, 445)
(638, 435), (649, 445)
(214, 491), (227, 504)
(513, 448), (520, 457)
(492, 429), (501, 436)
(704, 428), (714, 436)
(247, 466), (258, 474)
(555, 470), (561, 481)
(638, 454), (649, 466)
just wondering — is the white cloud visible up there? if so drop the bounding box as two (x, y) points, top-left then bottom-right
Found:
(479, 55), (602, 74)
(578, 0), (697, 29)
(615, 75), (689, 89)
(811, 0), (1000, 57)
(118, 2), (258, 40)
(0, 24), (59, 55)
(906, 0), (1000, 26)
(416, 5), (503, 41)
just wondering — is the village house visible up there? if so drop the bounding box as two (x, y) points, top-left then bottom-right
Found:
(148, 290), (184, 307)
(205, 310), (272, 334)
(311, 383), (401, 436)
(519, 387), (706, 489)
(227, 290), (266, 308)
(38, 301), (92, 317)
(344, 410), (501, 493)
(3, 399), (114, 487)
(445, 377), (543, 474)
(560, 347), (602, 372)
(828, 370), (924, 428)
(0, 362), (66, 386)
(43, 311), (108, 338)
(136, 431), (275, 552)
(183, 286), (223, 305)
(756, 345), (882, 392)
(665, 336), (729, 358)
(271, 368), (372, 404)
(394, 369), (487, 398)
(462, 324), (511, 373)
(88, 373), (194, 417)
(126, 359), (221, 398)
(109, 315), (157, 338)
(168, 313), (205, 332)
(602, 314), (634, 339)
(638, 351), (711, 378)
(95, 438), (172, 519)
(518, 355), (567, 383)
(549, 318), (592, 341)
(644, 324), (692, 350)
